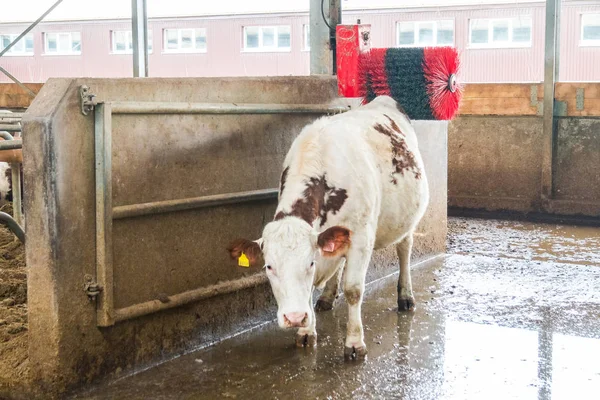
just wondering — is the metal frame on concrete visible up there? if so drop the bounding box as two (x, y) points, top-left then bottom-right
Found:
(310, 0), (341, 75)
(131, 0), (149, 77)
(541, 0), (561, 203)
(93, 101), (349, 327)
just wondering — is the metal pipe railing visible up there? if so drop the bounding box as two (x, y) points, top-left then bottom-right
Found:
(113, 188), (279, 220)
(0, 113), (23, 120)
(0, 125), (21, 133)
(0, 140), (22, 150)
(110, 101), (350, 115)
(111, 273), (268, 324)
(0, 132), (14, 141)
(0, 212), (25, 243)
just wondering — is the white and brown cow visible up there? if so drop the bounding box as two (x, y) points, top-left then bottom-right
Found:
(227, 95), (429, 359)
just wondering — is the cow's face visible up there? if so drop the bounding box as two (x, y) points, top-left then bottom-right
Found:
(227, 218), (350, 329)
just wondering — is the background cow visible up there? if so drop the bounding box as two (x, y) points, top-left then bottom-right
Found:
(228, 96), (429, 359)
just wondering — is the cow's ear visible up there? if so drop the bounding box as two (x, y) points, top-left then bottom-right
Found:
(317, 226), (351, 257)
(226, 238), (264, 267)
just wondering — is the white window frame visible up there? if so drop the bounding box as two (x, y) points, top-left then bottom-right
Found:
(396, 20), (455, 48)
(162, 28), (207, 53)
(303, 24), (310, 51)
(468, 17), (532, 49)
(0, 33), (34, 56)
(242, 25), (291, 53)
(580, 13), (600, 47)
(111, 30), (153, 54)
(44, 32), (81, 55)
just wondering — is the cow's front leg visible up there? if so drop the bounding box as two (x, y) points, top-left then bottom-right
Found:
(343, 244), (373, 360)
(296, 288), (317, 347)
(315, 260), (345, 312)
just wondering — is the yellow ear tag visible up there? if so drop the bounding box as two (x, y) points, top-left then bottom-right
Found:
(238, 252), (250, 268)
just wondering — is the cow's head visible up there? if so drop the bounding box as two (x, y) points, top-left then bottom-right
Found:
(227, 218), (350, 329)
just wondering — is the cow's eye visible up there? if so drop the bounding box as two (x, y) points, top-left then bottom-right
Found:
(310, 261), (315, 268)
(265, 265), (272, 271)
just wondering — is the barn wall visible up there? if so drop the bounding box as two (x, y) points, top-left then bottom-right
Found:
(1, 1), (600, 83)
(448, 115), (600, 217)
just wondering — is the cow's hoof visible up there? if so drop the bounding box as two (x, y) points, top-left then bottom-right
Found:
(315, 299), (334, 312)
(397, 296), (416, 312)
(344, 345), (367, 361)
(296, 333), (317, 348)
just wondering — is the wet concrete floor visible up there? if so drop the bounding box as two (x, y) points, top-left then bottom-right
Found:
(74, 218), (600, 399)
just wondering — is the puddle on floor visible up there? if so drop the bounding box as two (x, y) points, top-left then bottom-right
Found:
(73, 218), (600, 400)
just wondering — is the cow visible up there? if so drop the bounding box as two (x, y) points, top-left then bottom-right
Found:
(227, 95), (429, 359)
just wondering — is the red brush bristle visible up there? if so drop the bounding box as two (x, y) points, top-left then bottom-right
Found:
(357, 51), (370, 98)
(423, 47), (463, 120)
(358, 48), (390, 104)
(368, 48), (391, 97)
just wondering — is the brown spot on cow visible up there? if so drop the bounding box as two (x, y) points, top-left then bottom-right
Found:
(344, 287), (362, 306)
(275, 175), (348, 227)
(373, 120), (421, 183)
(320, 187), (348, 227)
(279, 166), (289, 195)
(374, 123), (392, 136)
(383, 114), (404, 136)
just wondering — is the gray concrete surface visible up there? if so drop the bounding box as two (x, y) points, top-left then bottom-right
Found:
(449, 116), (600, 217)
(19, 77), (448, 397)
(71, 217), (600, 399)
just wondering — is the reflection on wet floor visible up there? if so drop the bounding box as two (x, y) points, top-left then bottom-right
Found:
(74, 218), (600, 400)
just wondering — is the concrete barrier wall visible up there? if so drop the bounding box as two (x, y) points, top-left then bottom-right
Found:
(449, 115), (600, 217)
(22, 77), (447, 396)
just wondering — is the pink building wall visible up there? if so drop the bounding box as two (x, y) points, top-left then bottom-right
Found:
(0, 2), (598, 83)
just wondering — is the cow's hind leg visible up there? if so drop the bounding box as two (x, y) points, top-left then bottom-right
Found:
(315, 260), (345, 312)
(396, 232), (415, 311)
(296, 287), (317, 347)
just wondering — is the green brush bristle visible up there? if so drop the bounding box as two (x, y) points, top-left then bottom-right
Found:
(385, 48), (434, 120)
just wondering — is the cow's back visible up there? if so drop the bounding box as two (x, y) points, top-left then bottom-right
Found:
(282, 96), (429, 248)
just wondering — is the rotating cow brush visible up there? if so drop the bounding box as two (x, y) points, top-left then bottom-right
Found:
(358, 47), (463, 120)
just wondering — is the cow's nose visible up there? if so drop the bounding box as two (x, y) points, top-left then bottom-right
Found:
(284, 312), (308, 327)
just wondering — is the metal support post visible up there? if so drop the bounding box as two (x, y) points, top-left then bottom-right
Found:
(310, 0), (341, 75)
(131, 0), (149, 77)
(541, 0), (561, 201)
(10, 163), (22, 227)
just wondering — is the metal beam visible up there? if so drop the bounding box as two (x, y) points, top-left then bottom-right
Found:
(131, 0), (149, 77)
(0, 66), (37, 98)
(113, 188), (279, 220)
(541, 0), (561, 201)
(310, 0), (341, 75)
(110, 101), (350, 115)
(0, 0), (63, 58)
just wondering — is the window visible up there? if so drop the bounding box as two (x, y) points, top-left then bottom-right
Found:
(163, 28), (206, 53)
(0, 33), (34, 56)
(243, 26), (291, 52)
(44, 32), (81, 55)
(111, 30), (153, 54)
(303, 24), (310, 51)
(397, 20), (454, 47)
(581, 14), (600, 46)
(469, 17), (532, 48)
